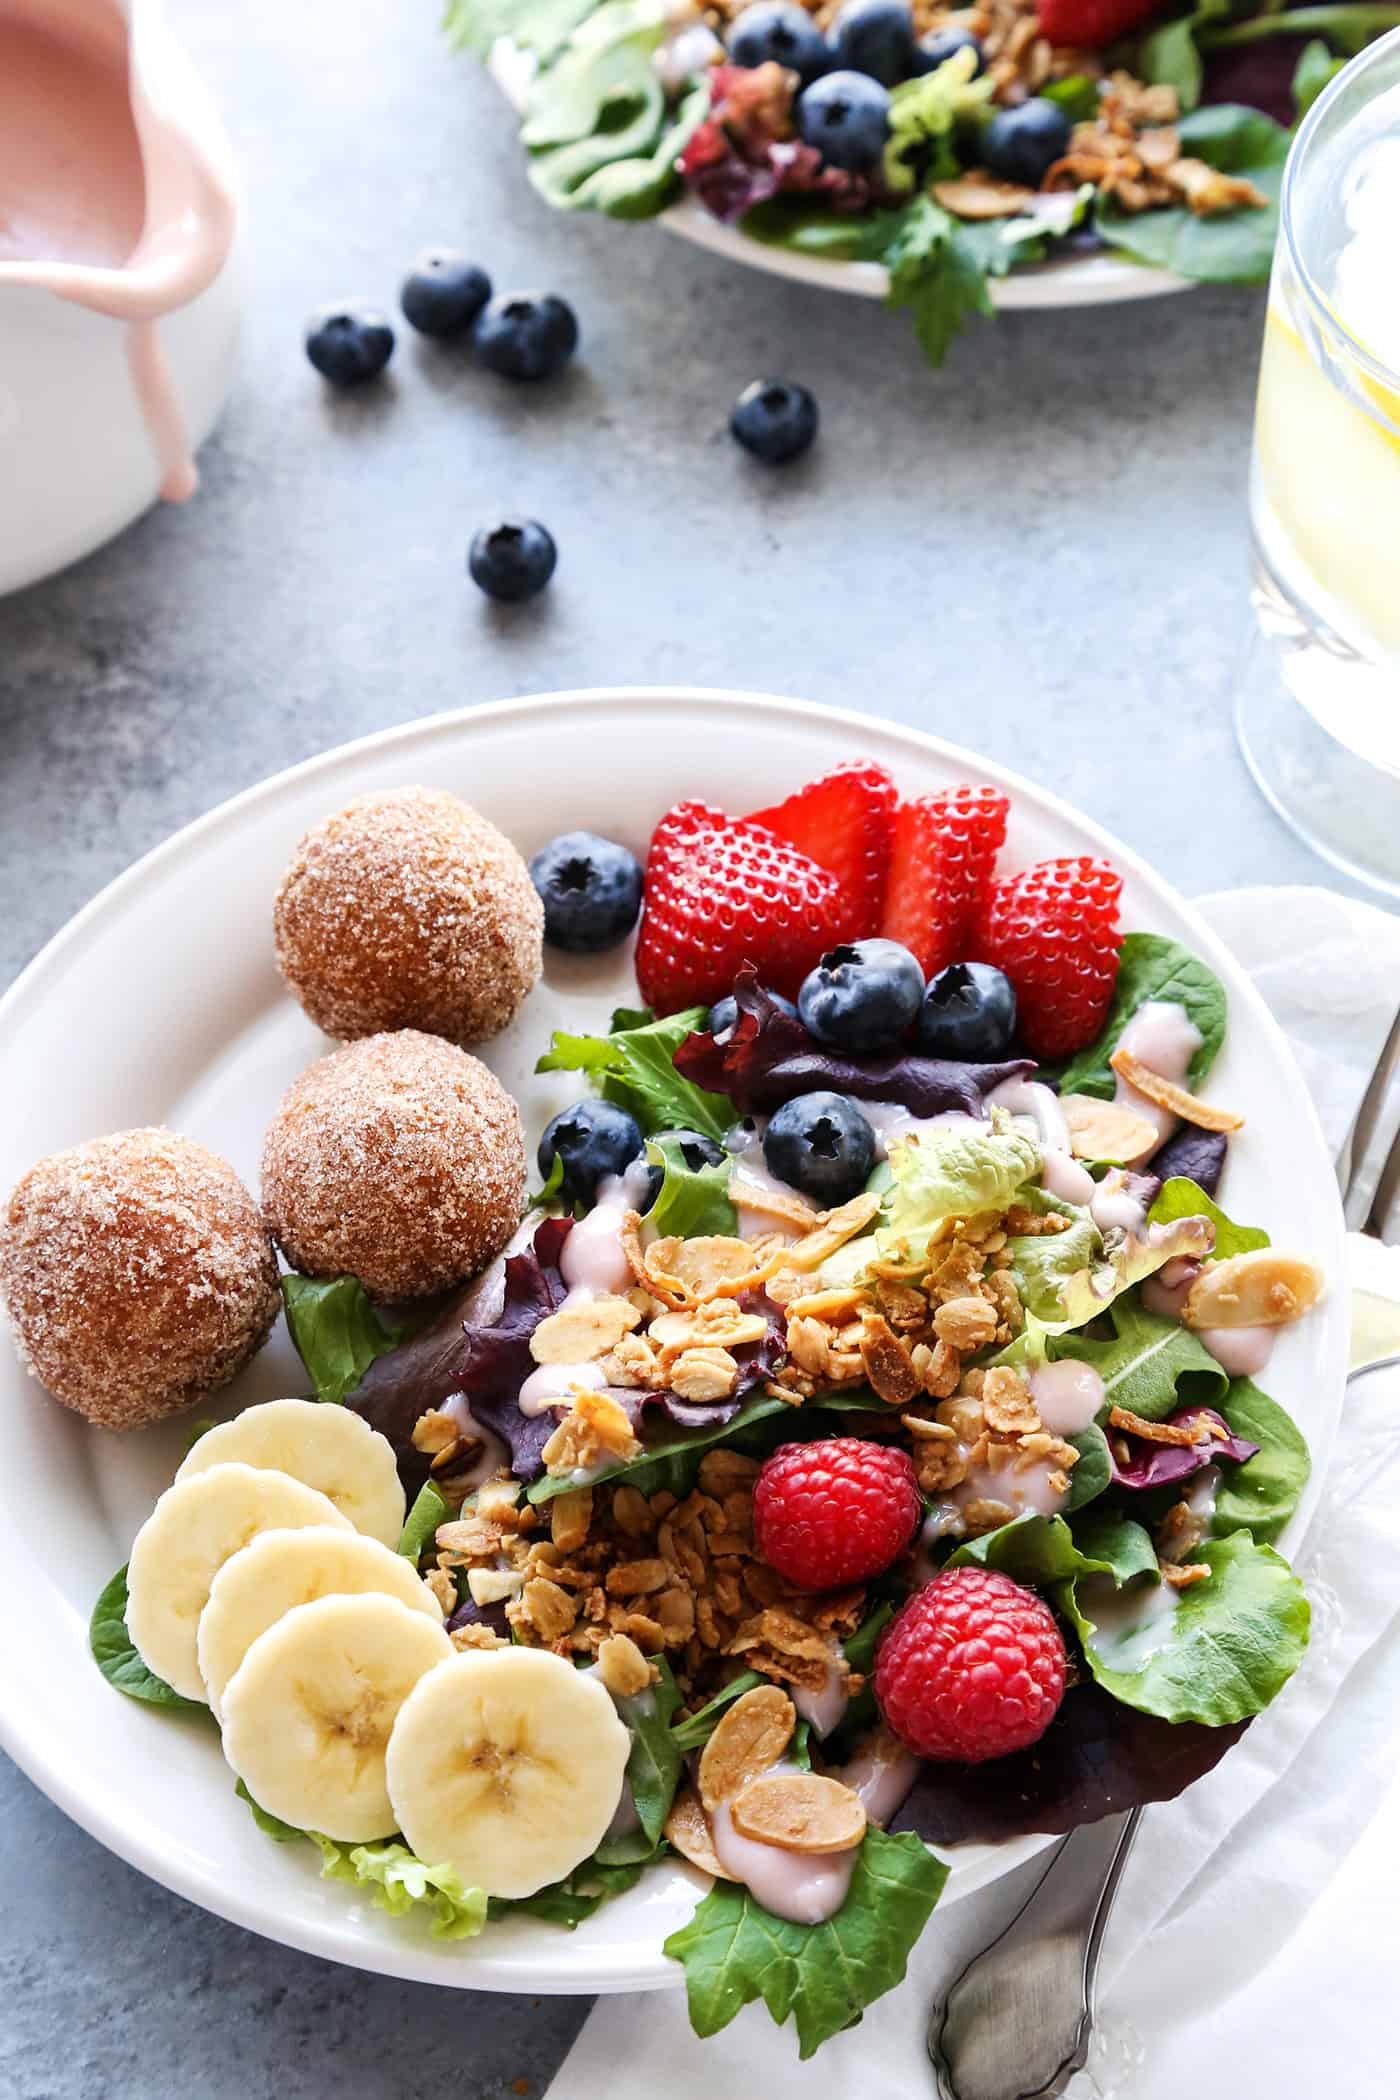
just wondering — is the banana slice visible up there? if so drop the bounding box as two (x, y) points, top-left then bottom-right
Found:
(221, 1592), (452, 1841)
(176, 1397), (405, 1546)
(126, 1462), (353, 1700)
(386, 1647), (631, 1899)
(197, 1525), (443, 1719)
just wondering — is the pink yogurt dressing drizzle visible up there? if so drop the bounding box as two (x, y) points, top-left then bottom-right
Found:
(0, 0), (236, 502)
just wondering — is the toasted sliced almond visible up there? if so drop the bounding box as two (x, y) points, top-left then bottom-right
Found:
(649, 1307), (770, 1351)
(730, 1771), (868, 1855)
(788, 1286), (868, 1322)
(664, 1784), (736, 1879)
(932, 171), (1034, 219)
(728, 1177), (821, 1232)
(1183, 1250), (1324, 1330)
(785, 1192), (882, 1273)
(1060, 1093), (1162, 1163)
(1108, 1048), (1245, 1133)
(697, 1684), (796, 1811)
(530, 1295), (640, 1365)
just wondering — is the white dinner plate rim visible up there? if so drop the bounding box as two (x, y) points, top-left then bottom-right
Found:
(0, 685), (1348, 1996)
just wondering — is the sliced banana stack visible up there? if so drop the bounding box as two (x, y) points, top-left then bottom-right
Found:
(221, 1593), (452, 1842)
(386, 1647), (631, 1899)
(125, 1462), (353, 1700)
(176, 1398), (405, 1547)
(197, 1525), (443, 1718)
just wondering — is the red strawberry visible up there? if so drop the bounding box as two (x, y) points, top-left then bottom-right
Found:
(635, 807), (851, 1012)
(747, 761), (897, 936)
(880, 784), (1010, 977)
(977, 854), (1123, 1060)
(1035, 0), (1160, 49)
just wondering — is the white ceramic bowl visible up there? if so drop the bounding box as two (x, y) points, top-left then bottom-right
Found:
(0, 688), (1347, 1992)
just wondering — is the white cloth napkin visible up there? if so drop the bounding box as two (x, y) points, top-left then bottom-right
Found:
(547, 886), (1400, 2100)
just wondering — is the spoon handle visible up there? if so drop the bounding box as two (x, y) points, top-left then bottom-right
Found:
(928, 1807), (1142, 2100)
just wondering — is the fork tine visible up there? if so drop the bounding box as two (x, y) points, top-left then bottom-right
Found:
(1363, 1112), (1400, 1241)
(1339, 1003), (1400, 1223)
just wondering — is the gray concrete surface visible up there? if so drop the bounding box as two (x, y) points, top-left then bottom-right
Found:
(0, 0), (1359, 2093)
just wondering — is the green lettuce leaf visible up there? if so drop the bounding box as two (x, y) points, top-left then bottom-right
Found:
(1010, 1205), (1214, 1335)
(1051, 1293), (1228, 1421)
(536, 1007), (731, 1140)
(236, 1782), (487, 1939)
(1096, 104), (1289, 286)
(1131, 17), (1203, 108)
(282, 1273), (416, 1406)
(823, 1122), (1038, 1291)
(1042, 73), (1100, 121)
(664, 1827), (948, 2057)
(1057, 933), (1227, 1101)
(398, 1479), (452, 1563)
(519, 0), (700, 218)
(948, 1509), (1156, 1587)
(90, 1564), (204, 1710)
(882, 46), (993, 194)
(1061, 1532), (1309, 1724)
(645, 1132), (737, 1239)
(1149, 1177), (1269, 1260)
(597, 1658), (683, 1860)
(1213, 1380), (1311, 1544)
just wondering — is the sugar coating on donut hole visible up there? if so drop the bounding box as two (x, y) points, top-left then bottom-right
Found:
(273, 786), (544, 1046)
(261, 1029), (527, 1301)
(0, 1129), (279, 1430)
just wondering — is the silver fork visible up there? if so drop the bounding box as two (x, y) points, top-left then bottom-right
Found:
(927, 1007), (1400, 2100)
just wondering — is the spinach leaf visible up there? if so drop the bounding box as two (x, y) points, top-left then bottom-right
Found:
(952, 186), (1095, 278)
(1052, 1294), (1228, 1422)
(236, 1779), (305, 1841)
(1213, 1380), (1311, 1544)
(1057, 933), (1227, 1100)
(741, 202), (872, 260)
(948, 1509), (1156, 1587)
(671, 1671), (764, 1753)
(598, 1658), (682, 1857)
(1064, 1425), (1113, 1512)
(645, 1132), (737, 1239)
(90, 1564), (204, 1710)
(664, 1827), (948, 2057)
(1132, 17), (1203, 108)
(494, 1850), (656, 1926)
(1292, 36), (1345, 115)
(282, 1273), (415, 1406)
(398, 1479), (452, 1563)
(1096, 104), (1289, 286)
(1041, 74), (1100, 121)
(1061, 1532), (1309, 1724)
(1148, 1177), (1269, 1259)
(537, 1006), (731, 1140)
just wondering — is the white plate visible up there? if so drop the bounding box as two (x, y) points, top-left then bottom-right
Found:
(489, 39), (1187, 311)
(0, 687), (1347, 1996)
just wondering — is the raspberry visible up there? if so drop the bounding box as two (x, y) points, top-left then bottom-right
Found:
(880, 785), (1010, 977)
(874, 1568), (1066, 1762)
(747, 761), (898, 938)
(635, 806), (853, 1013)
(753, 1438), (920, 1590)
(976, 854), (1123, 1061)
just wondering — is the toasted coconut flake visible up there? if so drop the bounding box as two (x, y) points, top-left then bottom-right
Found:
(697, 1684), (796, 1811)
(932, 171), (1035, 219)
(1108, 1048), (1245, 1132)
(664, 1784), (736, 1879)
(730, 1771), (868, 1854)
(1108, 1404), (1203, 1446)
(1183, 1249), (1324, 1329)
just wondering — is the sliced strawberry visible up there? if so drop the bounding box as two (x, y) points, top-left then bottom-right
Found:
(976, 854), (1124, 1060)
(1035, 0), (1160, 50)
(747, 761), (897, 936)
(635, 815), (851, 1013)
(880, 785), (1010, 977)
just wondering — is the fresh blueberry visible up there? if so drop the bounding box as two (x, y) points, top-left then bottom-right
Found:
(829, 0), (913, 85)
(910, 26), (984, 75)
(764, 1091), (876, 1206)
(468, 519), (557, 603)
(400, 250), (492, 338)
(727, 1), (832, 85)
(304, 305), (394, 386)
(916, 961), (1018, 1060)
(796, 70), (891, 173)
(474, 292), (578, 381)
(528, 831), (643, 953)
(708, 989), (798, 1034)
(798, 938), (925, 1054)
(730, 379), (819, 465)
(539, 1100), (645, 1206)
(981, 98), (1072, 187)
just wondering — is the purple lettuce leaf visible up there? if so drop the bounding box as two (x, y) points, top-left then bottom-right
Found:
(1150, 1125), (1228, 1196)
(1110, 1404), (1259, 1492)
(893, 1683), (1248, 1844)
(674, 967), (1033, 1118)
(1201, 39), (1307, 128)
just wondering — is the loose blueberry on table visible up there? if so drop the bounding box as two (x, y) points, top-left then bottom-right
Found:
(474, 291), (578, 382)
(399, 249), (493, 338)
(730, 377), (820, 464)
(467, 518), (557, 602)
(303, 304), (395, 386)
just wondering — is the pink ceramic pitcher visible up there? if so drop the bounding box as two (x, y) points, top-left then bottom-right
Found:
(0, 0), (241, 594)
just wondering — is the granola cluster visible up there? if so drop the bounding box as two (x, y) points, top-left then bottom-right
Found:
(1045, 75), (1269, 216)
(431, 1451), (869, 1711)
